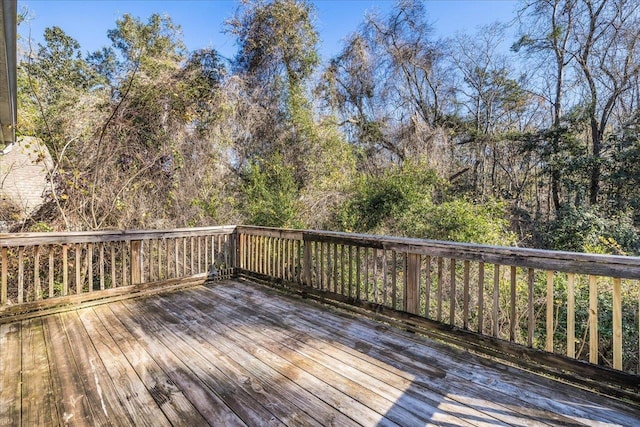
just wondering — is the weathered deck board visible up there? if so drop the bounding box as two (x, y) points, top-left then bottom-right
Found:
(218, 282), (639, 426)
(89, 307), (210, 426)
(42, 314), (98, 425)
(2, 279), (640, 426)
(142, 293), (410, 426)
(96, 304), (248, 426)
(0, 322), (21, 426)
(157, 288), (482, 426)
(21, 318), (57, 426)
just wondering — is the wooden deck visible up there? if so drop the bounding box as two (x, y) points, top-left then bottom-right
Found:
(1, 280), (639, 426)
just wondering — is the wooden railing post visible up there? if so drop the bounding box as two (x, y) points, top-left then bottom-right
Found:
(303, 238), (312, 287)
(130, 240), (142, 285)
(405, 253), (420, 315)
(232, 229), (240, 276)
(238, 232), (245, 271)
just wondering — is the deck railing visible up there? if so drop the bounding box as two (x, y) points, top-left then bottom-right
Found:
(236, 226), (640, 379)
(2, 224), (639, 385)
(0, 226), (235, 318)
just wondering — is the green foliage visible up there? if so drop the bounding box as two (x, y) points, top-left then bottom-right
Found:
(546, 205), (640, 254)
(402, 198), (515, 245)
(107, 13), (185, 71)
(229, 0), (319, 85)
(239, 155), (303, 228)
(334, 161), (514, 245)
(334, 161), (439, 232)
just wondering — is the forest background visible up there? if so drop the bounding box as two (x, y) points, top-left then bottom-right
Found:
(8, 0), (640, 256)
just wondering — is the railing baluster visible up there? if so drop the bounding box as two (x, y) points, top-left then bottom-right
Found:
(612, 277), (622, 370)
(340, 244), (346, 296)
(190, 237), (195, 274)
(382, 249), (387, 305)
(437, 257), (443, 322)
(297, 240), (303, 283)
(48, 247), (54, 298)
(259, 235), (264, 274)
(546, 271), (554, 352)
(254, 235), (258, 273)
(246, 235), (251, 272)
(165, 238), (171, 280)
(148, 240), (154, 281)
(182, 237), (187, 277)
(392, 251), (397, 309)
(88, 243), (93, 292)
(478, 262), (484, 334)
(289, 239), (294, 281)
(279, 238), (283, 279)
(303, 240), (311, 287)
(198, 236), (202, 274)
(364, 247), (370, 300)
(463, 260), (470, 329)
(100, 243), (105, 290)
(326, 243), (332, 292)
(75, 244), (82, 294)
(18, 246), (24, 303)
(450, 259), (456, 326)
(510, 266), (517, 342)
(62, 244), (69, 295)
(356, 246), (361, 301)
(204, 236), (208, 275)
(1, 247), (7, 304)
(528, 268), (534, 347)
(589, 275), (598, 364)
(122, 241), (128, 287)
(333, 243), (338, 293)
(567, 273), (576, 358)
(425, 256), (431, 319)
(320, 242), (325, 290)
(268, 236), (272, 277)
(34, 246), (41, 300)
(279, 238), (283, 280)
(372, 248), (378, 302)
(174, 238), (179, 279)
(402, 252), (407, 311)
(271, 237), (275, 277)
(348, 246), (353, 298)
(239, 234), (244, 271)
(159, 239), (163, 280)
(493, 264), (499, 338)
(111, 243), (116, 288)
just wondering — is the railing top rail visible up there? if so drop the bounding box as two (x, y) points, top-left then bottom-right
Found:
(0, 225), (237, 247)
(237, 225), (640, 279)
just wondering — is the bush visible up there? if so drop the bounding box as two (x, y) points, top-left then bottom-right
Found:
(546, 205), (640, 254)
(402, 198), (515, 245)
(333, 161), (515, 246)
(238, 154), (303, 228)
(333, 161), (439, 233)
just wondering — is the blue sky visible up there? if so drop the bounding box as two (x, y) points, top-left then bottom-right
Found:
(19, 0), (519, 62)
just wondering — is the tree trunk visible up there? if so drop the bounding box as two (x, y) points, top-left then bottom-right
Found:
(589, 119), (601, 205)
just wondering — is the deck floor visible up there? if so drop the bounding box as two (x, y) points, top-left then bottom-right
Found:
(1, 279), (639, 426)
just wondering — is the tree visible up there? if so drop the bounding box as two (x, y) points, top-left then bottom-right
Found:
(450, 23), (534, 200)
(227, 0), (355, 227)
(322, 0), (453, 169)
(20, 14), (234, 230)
(516, 0), (640, 207)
